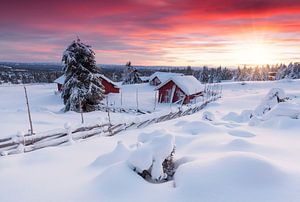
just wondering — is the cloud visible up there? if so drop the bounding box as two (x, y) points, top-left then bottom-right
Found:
(0, 0), (299, 65)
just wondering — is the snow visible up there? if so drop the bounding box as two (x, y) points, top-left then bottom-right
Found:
(1, 79), (300, 201)
(91, 141), (130, 168)
(156, 75), (204, 95)
(149, 72), (184, 83)
(262, 102), (300, 120)
(254, 88), (287, 116)
(54, 75), (65, 84)
(0, 83), (172, 137)
(174, 153), (292, 202)
(202, 111), (215, 121)
(128, 133), (175, 180)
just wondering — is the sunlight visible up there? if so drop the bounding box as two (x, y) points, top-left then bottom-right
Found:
(232, 40), (277, 65)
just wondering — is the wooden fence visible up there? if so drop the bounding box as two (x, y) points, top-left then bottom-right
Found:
(0, 95), (221, 157)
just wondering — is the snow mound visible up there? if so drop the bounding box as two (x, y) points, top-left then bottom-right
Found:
(260, 116), (300, 131)
(227, 129), (256, 138)
(85, 162), (155, 202)
(91, 141), (130, 168)
(248, 115), (261, 126)
(240, 110), (254, 122)
(138, 130), (167, 143)
(224, 139), (253, 150)
(174, 153), (286, 201)
(202, 111), (215, 121)
(128, 134), (175, 180)
(176, 121), (222, 135)
(262, 102), (300, 120)
(222, 110), (253, 123)
(127, 145), (153, 173)
(222, 112), (240, 122)
(254, 88), (287, 116)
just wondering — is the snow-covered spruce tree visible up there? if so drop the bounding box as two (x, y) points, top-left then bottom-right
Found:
(122, 61), (131, 82)
(62, 39), (105, 112)
(199, 66), (209, 83)
(122, 62), (142, 84)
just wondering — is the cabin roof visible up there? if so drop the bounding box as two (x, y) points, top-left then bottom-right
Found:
(54, 75), (65, 84)
(54, 74), (119, 88)
(149, 72), (184, 83)
(156, 75), (203, 96)
(95, 74), (119, 88)
(140, 76), (150, 81)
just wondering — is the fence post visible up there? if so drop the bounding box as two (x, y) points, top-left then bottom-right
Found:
(136, 88), (139, 112)
(24, 86), (34, 135)
(106, 96), (112, 135)
(79, 98), (84, 124)
(120, 90), (123, 107)
(154, 90), (157, 111)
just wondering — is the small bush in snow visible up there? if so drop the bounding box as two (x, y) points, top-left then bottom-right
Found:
(162, 147), (176, 180)
(254, 88), (288, 116)
(128, 134), (176, 182)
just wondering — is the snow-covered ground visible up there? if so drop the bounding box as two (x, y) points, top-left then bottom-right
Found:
(0, 80), (300, 202)
(0, 83), (169, 138)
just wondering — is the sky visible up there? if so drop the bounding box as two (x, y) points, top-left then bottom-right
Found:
(0, 0), (300, 67)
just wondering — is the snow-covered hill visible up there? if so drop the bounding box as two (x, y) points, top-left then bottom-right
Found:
(0, 80), (300, 202)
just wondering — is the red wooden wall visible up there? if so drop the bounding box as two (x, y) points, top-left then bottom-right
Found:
(101, 79), (119, 94)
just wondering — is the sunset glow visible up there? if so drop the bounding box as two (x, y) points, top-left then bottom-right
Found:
(232, 37), (278, 65)
(0, 0), (300, 66)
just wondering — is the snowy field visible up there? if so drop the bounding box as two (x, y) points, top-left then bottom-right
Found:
(0, 83), (167, 138)
(1, 80), (300, 202)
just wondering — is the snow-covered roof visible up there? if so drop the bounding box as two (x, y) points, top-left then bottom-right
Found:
(96, 74), (119, 88)
(149, 72), (184, 83)
(54, 75), (65, 84)
(53, 74), (119, 88)
(140, 76), (150, 81)
(156, 75), (203, 96)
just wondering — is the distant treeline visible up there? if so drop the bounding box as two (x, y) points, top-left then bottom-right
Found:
(0, 62), (299, 84)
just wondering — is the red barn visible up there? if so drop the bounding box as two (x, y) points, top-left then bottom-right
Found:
(54, 74), (119, 94)
(156, 75), (203, 104)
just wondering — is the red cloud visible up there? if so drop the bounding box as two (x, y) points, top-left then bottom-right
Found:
(0, 0), (299, 65)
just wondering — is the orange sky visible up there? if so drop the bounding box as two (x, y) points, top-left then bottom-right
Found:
(0, 0), (299, 66)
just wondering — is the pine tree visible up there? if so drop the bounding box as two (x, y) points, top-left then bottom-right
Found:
(215, 66), (222, 82)
(122, 61), (131, 81)
(251, 66), (261, 81)
(62, 39), (105, 112)
(199, 66), (209, 83)
(122, 62), (142, 84)
(275, 64), (287, 80)
(185, 66), (193, 75)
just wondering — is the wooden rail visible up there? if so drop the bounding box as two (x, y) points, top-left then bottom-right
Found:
(0, 96), (220, 157)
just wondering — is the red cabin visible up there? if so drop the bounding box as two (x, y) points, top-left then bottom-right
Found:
(54, 74), (119, 94)
(156, 75), (203, 104)
(98, 74), (120, 94)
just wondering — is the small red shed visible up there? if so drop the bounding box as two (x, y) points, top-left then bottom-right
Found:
(156, 75), (203, 104)
(54, 74), (120, 94)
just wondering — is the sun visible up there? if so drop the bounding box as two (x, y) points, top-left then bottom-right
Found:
(232, 39), (277, 65)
